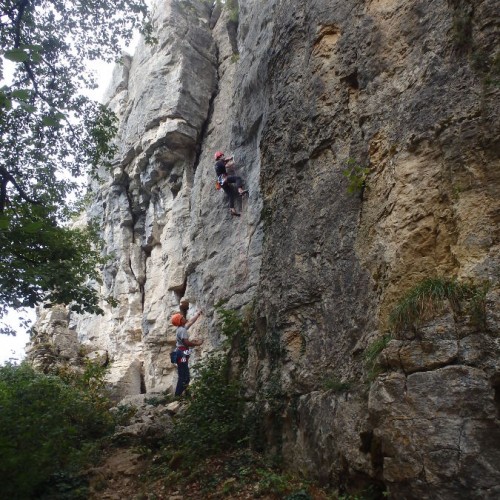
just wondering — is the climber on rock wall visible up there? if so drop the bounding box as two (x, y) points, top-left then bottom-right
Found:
(171, 310), (203, 397)
(214, 151), (248, 217)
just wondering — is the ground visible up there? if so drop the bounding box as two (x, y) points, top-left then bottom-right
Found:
(86, 447), (336, 500)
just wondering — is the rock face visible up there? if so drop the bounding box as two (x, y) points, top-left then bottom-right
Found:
(30, 0), (499, 497)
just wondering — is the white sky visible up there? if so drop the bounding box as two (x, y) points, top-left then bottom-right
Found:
(0, 309), (34, 365)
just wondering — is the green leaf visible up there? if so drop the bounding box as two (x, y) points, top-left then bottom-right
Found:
(41, 116), (61, 127)
(20, 102), (36, 113)
(28, 45), (43, 63)
(11, 89), (31, 101)
(0, 93), (12, 110)
(4, 49), (29, 62)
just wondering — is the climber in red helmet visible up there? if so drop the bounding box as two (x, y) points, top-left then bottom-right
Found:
(214, 151), (248, 217)
(171, 310), (203, 397)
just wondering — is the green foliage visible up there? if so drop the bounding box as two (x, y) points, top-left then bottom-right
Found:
(255, 468), (313, 498)
(215, 301), (245, 344)
(36, 471), (90, 500)
(256, 468), (291, 495)
(321, 375), (352, 393)
(364, 334), (391, 381)
(144, 392), (173, 407)
(55, 359), (115, 423)
(342, 158), (370, 195)
(169, 351), (246, 462)
(0, 362), (117, 499)
(0, 0), (152, 327)
(111, 403), (137, 427)
(146, 447), (324, 499)
(388, 277), (488, 333)
(364, 335), (392, 366)
(339, 484), (386, 500)
(215, 302), (250, 365)
(0, 208), (106, 317)
(467, 281), (491, 329)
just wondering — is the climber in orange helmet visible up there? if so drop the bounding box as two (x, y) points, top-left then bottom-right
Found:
(171, 310), (203, 397)
(214, 151), (248, 217)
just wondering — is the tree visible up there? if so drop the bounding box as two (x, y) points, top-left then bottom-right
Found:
(0, 1), (152, 333)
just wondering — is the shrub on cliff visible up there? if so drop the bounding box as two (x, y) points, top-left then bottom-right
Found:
(0, 362), (116, 499)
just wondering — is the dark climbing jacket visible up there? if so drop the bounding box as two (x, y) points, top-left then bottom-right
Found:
(214, 159), (228, 176)
(214, 159), (227, 189)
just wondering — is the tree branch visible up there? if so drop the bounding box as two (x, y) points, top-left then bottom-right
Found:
(13, 0), (31, 48)
(0, 166), (41, 207)
(0, 176), (7, 212)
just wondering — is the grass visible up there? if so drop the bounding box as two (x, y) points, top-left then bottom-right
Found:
(364, 335), (392, 365)
(388, 277), (490, 333)
(364, 335), (392, 382)
(321, 375), (352, 393)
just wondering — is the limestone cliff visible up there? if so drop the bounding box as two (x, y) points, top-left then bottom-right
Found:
(30, 0), (499, 497)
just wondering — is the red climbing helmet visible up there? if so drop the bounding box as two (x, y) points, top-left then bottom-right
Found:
(171, 313), (185, 327)
(214, 151), (224, 160)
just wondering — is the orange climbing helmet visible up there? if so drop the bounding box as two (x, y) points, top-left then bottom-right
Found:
(214, 151), (224, 160)
(171, 313), (185, 327)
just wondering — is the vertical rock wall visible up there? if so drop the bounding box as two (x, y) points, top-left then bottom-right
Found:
(247, 1), (499, 497)
(30, 0), (499, 497)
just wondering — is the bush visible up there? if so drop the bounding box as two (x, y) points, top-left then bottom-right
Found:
(170, 351), (246, 462)
(0, 362), (116, 499)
